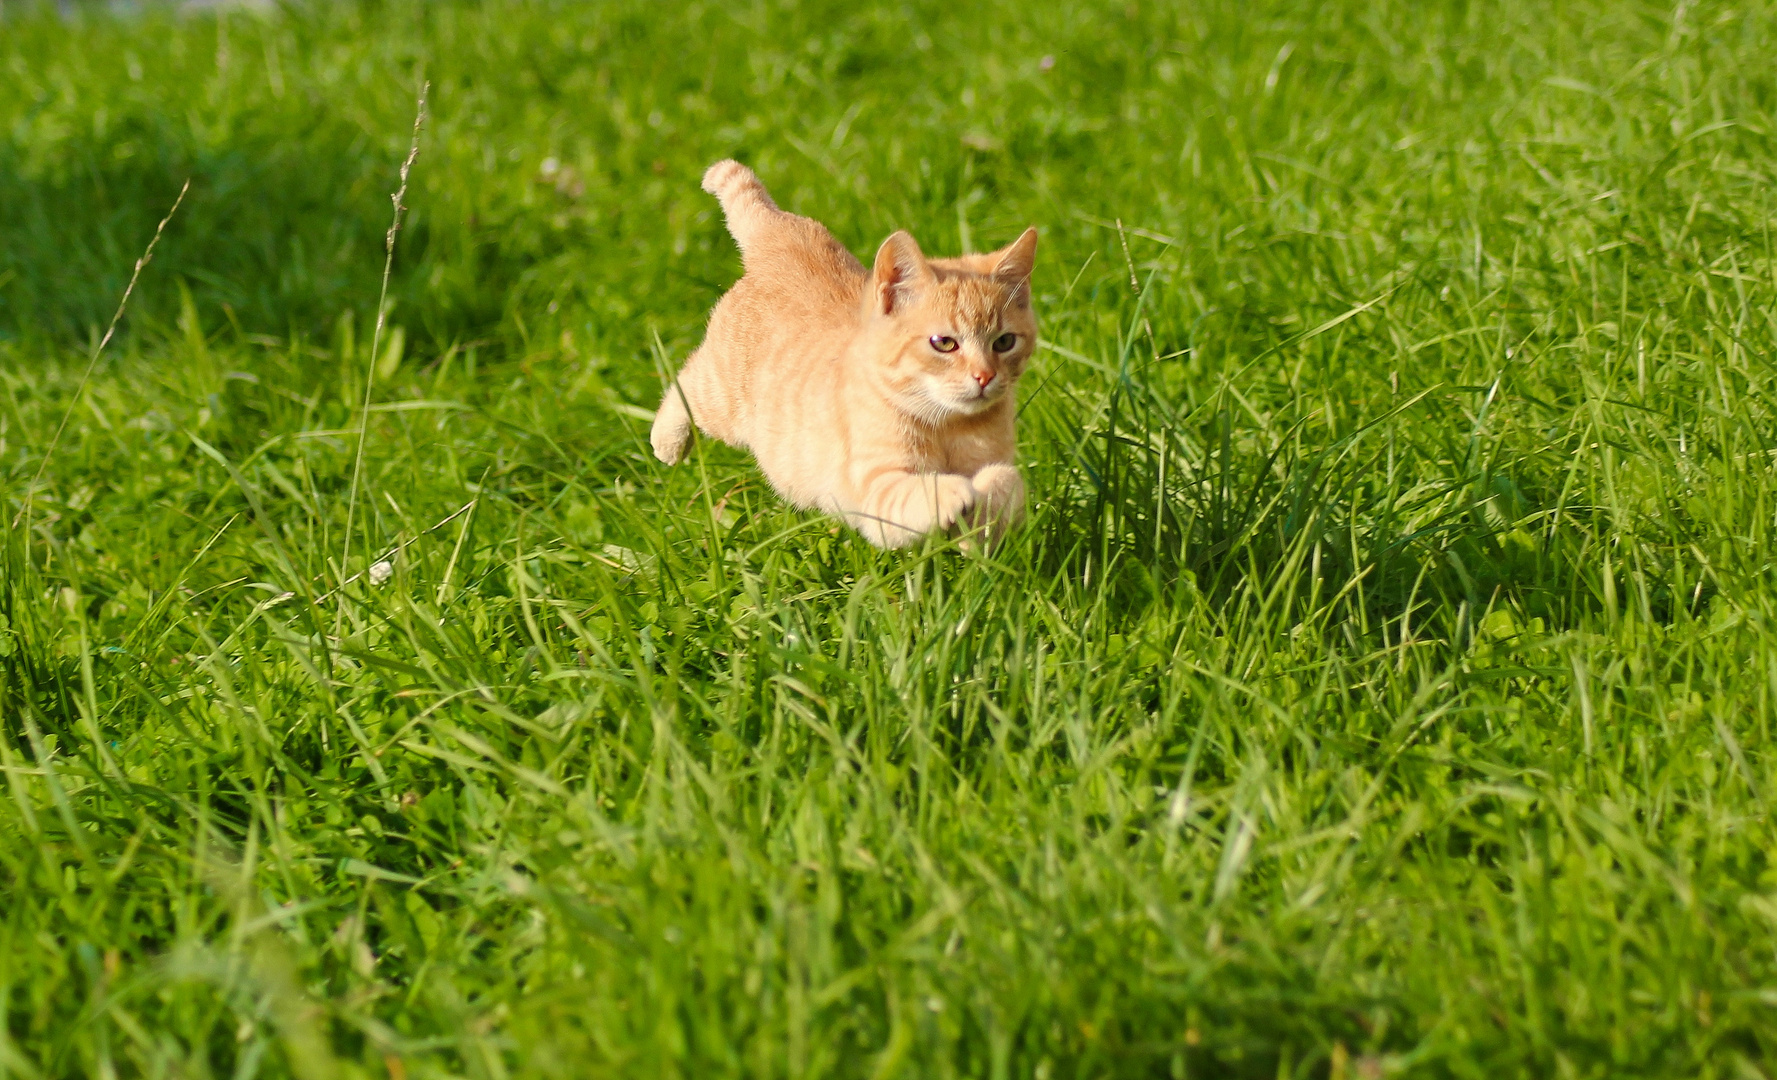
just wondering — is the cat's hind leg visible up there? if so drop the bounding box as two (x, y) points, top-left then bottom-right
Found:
(650, 386), (693, 465)
(702, 160), (784, 257)
(651, 362), (708, 466)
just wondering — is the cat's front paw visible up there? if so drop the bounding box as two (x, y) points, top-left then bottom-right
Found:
(962, 464), (1026, 548)
(858, 472), (979, 547)
(927, 473), (979, 531)
(869, 474), (976, 546)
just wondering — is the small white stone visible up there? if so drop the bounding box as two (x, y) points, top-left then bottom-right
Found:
(368, 560), (394, 586)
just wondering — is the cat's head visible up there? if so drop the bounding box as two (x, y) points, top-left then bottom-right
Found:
(862, 227), (1039, 423)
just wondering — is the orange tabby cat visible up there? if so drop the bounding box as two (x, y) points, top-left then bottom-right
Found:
(651, 160), (1038, 548)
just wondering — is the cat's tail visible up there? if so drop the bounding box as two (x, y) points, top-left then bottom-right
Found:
(702, 160), (782, 256)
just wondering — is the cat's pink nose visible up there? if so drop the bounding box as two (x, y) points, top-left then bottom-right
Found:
(971, 369), (996, 390)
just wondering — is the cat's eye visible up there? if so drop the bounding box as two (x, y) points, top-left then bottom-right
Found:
(992, 332), (1018, 353)
(929, 335), (959, 353)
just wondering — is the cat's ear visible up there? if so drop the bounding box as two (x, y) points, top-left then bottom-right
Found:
(872, 230), (930, 315)
(991, 227), (1039, 284)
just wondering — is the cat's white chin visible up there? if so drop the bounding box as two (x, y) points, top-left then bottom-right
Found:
(947, 390), (1006, 416)
(897, 385), (1001, 424)
(918, 382), (1005, 415)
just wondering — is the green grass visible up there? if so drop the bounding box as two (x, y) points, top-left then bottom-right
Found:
(4, 0), (1777, 1076)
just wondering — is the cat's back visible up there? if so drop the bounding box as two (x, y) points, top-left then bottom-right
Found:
(701, 211), (866, 401)
(692, 212), (865, 503)
(736, 213), (867, 324)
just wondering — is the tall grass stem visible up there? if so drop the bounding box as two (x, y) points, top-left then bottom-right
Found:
(11, 179), (189, 535)
(339, 81), (428, 628)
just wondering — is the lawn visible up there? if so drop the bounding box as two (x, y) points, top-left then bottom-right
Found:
(3, 0), (1777, 1076)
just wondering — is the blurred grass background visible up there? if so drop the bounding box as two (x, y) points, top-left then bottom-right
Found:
(4, 0), (1777, 1077)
